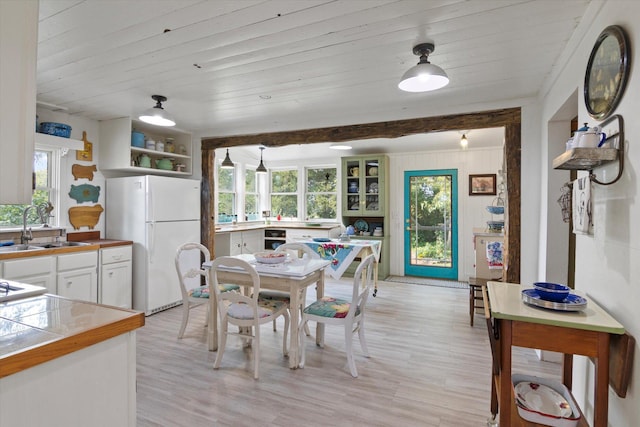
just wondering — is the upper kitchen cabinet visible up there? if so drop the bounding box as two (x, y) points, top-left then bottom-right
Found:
(342, 155), (387, 217)
(0, 1), (38, 204)
(99, 117), (193, 176)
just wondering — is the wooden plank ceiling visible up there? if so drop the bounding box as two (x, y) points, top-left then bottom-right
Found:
(36, 0), (592, 141)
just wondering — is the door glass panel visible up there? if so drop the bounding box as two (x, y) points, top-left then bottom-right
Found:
(404, 170), (458, 279)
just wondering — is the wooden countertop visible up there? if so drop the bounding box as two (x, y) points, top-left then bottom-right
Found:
(216, 222), (341, 233)
(0, 294), (144, 378)
(0, 243), (101, 261)
(73, 238), (133, 248)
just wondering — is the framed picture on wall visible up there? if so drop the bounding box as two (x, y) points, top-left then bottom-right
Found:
(469, 174), (496, 196)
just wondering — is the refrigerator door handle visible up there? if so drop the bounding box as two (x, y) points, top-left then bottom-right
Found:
(149, 222), (155, 262)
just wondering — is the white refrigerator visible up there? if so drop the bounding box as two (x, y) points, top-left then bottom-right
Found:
(106, 175), (201, 315)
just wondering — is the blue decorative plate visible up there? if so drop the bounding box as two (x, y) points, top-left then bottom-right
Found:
(354, 219), (368, 232)
(312, 237), (331, 242)
(521, 289), (587, 312)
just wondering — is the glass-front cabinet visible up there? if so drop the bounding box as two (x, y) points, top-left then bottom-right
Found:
(342, 155), (385, 216)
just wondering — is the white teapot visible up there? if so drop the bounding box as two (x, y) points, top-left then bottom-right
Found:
(576, 126), (606, 148)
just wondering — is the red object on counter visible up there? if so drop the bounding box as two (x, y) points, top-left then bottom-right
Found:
(276, 214), (281, 221)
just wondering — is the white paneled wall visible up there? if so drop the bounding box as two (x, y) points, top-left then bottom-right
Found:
(387, 146), (504, 278)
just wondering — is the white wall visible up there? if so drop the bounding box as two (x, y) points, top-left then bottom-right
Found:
(539, 1), (639, 425)
(36, 108), (105, 236)
(388, 146), (504, 279)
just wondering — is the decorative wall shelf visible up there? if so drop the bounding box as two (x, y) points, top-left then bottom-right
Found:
(552, 114), (625, 185)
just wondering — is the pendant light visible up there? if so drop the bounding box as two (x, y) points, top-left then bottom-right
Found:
(139, 95), (176, 127)
(220, 149), (235, 169)
(256, 146), (267, 174)
(398, 42), (449, 92)
(460, 134), (469, 148)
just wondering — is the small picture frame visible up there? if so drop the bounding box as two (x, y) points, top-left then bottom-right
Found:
(469, 174), (496, 196)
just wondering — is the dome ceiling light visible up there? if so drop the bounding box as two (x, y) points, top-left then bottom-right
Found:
(398, 42), (449, 92)
(139, 95), (176, 127)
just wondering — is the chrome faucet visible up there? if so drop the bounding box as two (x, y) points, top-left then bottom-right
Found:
(21, 205), (35, 244)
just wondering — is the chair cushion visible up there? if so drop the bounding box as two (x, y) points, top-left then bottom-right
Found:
(188, 283), (239, 298)
(304, 296), (359, 318)
(228, 299), (287, 320)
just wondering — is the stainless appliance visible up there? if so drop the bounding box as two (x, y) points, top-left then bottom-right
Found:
(106, 175), (200, 315)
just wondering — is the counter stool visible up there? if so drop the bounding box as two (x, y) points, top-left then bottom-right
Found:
(468, 277), (488, 326)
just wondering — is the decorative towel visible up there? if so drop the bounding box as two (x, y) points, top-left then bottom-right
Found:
(303, 242), (360, 279)
(572, 177), (591, 234)
(486, 241), (503, 269)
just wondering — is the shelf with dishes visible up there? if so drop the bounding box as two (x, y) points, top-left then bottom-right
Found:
(99, 117), (193, 175)
(342, 155), (385, 216)
(552, 114), (624, 186)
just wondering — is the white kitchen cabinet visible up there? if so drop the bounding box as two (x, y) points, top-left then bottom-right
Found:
(56, 251), (98, 303)
(215, 229), (264, 256)
(99, 245), (132, 308)
(284, 227), (341, 243)
(1, 255), (57, 294)
(99, 117), (193, 175)
(0, 0), (38, 204)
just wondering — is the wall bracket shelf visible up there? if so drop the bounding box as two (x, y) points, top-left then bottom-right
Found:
(552, 114), (625, 185)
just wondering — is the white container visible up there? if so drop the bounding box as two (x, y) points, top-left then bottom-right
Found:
(155, 141), (164, 152)
(146, 139), (155, 150)
(512, 374), (580, 427)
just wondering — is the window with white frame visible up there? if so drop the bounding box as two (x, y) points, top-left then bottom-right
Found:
(244, 168), (260, 221)
(217, 163), (235, 223)
(0, 147), (59, 228)
(305, 167), (337, 220)
(270, 169), (298, 219)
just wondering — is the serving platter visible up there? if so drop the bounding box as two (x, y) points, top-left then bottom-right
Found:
(515, 381), (573, 418)
(521, 289), (587, 312)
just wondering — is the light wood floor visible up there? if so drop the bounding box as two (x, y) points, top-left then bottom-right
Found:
(136, 278), (561, 426)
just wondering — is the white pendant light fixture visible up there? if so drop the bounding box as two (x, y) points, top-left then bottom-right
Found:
(398, 42), (449, 92)
(256, 146), (267, 174)
(139, 95), (176, 127)
(220, 149), (235, 169)
(460, 133), (469, 148)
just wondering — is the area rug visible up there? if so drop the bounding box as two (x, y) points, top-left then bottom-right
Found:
(385, 276), (469, 289)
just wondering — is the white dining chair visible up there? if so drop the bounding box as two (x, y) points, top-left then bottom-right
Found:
(259, 242), (319, 335)
(174, 242), (239, 339)
(299, 253), (376, 377)
(210, 256), (290, 379)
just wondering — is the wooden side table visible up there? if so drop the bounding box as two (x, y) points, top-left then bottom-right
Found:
(487, 282), (625, 427)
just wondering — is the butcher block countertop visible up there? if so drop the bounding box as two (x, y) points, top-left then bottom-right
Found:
(0, 294), (144, 378)
(216, 222), (341, 233)
(0, 243), (101, 261)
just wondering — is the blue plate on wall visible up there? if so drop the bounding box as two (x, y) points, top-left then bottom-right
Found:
(354, 219), (368, 232)
(521, 289), (587, 312)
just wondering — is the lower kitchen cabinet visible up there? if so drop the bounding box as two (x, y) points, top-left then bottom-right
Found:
(1, 255), (56, 294)
(56, 251), (98, 303)
(215, 229), (264, 256)
(99, 245), (132, 308)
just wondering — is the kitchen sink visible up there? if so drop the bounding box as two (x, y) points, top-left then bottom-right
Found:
(0, 281), (47, 302)
(0, 244), (46, 253)
(35, 241), (91, 248)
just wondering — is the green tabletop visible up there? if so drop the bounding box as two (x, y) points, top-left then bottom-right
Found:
(488, 281), (625, 334)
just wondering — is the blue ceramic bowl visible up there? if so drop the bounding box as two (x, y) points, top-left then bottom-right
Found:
(533, 282), (570, 302)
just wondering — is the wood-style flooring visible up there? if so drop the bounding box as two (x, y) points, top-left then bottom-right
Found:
(136, 278), (560, 426)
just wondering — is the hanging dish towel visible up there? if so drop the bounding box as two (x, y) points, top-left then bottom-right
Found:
(486, 241), (503, 269)
(572, 177), (591, 234)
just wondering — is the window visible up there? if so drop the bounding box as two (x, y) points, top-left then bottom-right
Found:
(244, 168), (260, 220)
(270, 169), (298, 219)
(0, 147), (59, 228)
(217, 164), (235, 223)
(305, 167), (337, 220)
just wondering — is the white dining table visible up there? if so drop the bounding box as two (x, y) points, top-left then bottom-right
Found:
(203, 254), (330, 369)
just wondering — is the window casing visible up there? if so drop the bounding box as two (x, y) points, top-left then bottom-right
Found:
(270, 169), (298, 219)
(0, 146), (60, 228)
(305, 167), (337, 220)
(217, 164), (236, 223)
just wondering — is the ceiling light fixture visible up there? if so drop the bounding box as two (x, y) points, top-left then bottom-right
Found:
(329, 143), (352, 150)
(256, 146), (267, 174)
(460, 133), (469, 148)
(139, 95), (176, 127)
(398, 42), (449, 92)
(220, 149), (235, 169)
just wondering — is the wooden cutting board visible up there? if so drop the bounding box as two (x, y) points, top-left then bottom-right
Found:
(68, 204), (103, 230)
